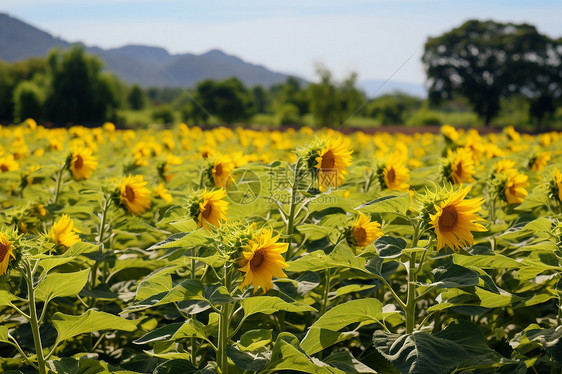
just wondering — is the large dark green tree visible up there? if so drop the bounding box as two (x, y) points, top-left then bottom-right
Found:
(423, 20), (562, 126)
(195, 77), (255, 124)
(44, 46), (121, 124)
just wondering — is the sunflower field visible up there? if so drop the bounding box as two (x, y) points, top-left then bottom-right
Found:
(1, 119), (562, 374)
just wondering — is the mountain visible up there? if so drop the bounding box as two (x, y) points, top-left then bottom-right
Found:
(358, 79), (427, 98)
(0, 13), (296, 87)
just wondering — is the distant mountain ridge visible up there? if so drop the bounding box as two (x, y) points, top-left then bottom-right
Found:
(0, 13), (296, 87)
(0, 12), (427, 96)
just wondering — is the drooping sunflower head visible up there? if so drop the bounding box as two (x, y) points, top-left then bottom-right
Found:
(67, 147), (98, 180)
(504, 172), (529, 205)
(376, 155), (410, 191)
(209, 155), (234, 188)
(154, 184), (173, 203)
(312, 136), (353, 191)
(443, 147), (475, 185)
(349, 213), (383, 248)
(50, 214), (81, 250)
(187, 189), (229, 230)
(0, 231), (16, 276)
(428, 185), (487, 252)
(238, 228), (288, 292)
(528, 151), (550, 172)
(117, 175), (151, 215)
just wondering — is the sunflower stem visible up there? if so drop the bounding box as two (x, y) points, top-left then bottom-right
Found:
(285, 158), (302, 260)
(218, 268), (232, 374)
(405, 222), (422, 334)
(23, 260), (47, 374)
(52, 164), (65, 205)
(191, 251), (197, 366)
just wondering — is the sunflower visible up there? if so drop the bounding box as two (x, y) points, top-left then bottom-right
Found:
(51, 214), (81, 249)
(315, 136), (353, 190)
(69, 148), (98, 180)
(381, 156), (410, 191)
(493, 159), (517, 176)
(212, 155), (234, 188)
(429, 186), (487, 252)
(351, 213), (383, 247)
(448, 147), (475, 184)
(239, 229), (288, 292)
(530, 152), (550, 171)
(119, 175), (151, 215)
(155, 184), (173, 203)
(505, 173), (529, 204)
(441, 125), (459, 142)
(198, 189), (229, 229)
(0, 154), (19, 172)
(0, 233), (15, 276)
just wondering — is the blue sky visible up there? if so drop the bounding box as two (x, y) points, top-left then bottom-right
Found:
(2, 0), (562, 84)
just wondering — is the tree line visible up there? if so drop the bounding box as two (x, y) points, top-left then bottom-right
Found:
(0, 19), (561, 129)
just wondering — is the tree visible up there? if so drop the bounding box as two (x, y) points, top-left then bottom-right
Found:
(195, 78), (255, 124)
(422, 20), (562, 126)
(13, 81), (43, 122)
(127, 84), (146, 110)
(44, 46), (121, 124)
(368, 93), (423, 125)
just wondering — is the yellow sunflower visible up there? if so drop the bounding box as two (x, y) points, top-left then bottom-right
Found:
(351, 213), (383, 247)
(382, 156), (410, 191)
(0, 154), (19, 172)
(155, 184), (173, 203)
(0, 233), (15, 276)
(212, 155), (234, 188)
(430, 186), (487, 252)
(493, 159), (517, 176)
(530, 152), (550, 171)
(69, 148), (98, 180)
(119, 175), (151, 215)
(239, 229), (288, 292)
(198, 189), (229, 229)
(51, 214), (81, 249)
(505, 173), (529, 204)
(448, 147), (475, 184)
(315, 136), (353, 190)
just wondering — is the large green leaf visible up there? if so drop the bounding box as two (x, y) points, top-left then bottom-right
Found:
(35, 269), (90, 302)
(124, 279), (206, 313)
(356, 193), (410, 214)
(527, 326), (562, 365)
(287, 243), (366, 273)
(0, 290), (20, 308)
(374, 236), (407, 259)
(0, 325), (9, 343)
(429, 264), (480, 289)
(300, 328), (358, 355)
(136, 266), (178, 301)
(53, 310), (137, 344)
(309, 298), (384, 331)
(241, 296), (316, 318)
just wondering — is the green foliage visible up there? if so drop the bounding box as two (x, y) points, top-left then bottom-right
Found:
(152, 105), (175, 124)
(367, 93), (423, 125)
(127, 84), (146, 110)
(13, 80), (43, 122)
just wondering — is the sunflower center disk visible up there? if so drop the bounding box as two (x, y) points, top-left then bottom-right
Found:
(250, 250), (265, 269)
(0, 243), (8, 262)
(202, 203), (213, 219)
(439, 206), (458, 232)
(354, 227), (368, 245)
(125, 185), (136, 202)
(74, 155), (83, 169)
(215, 163), (223, 176)
(321, 150), (335, 169)
(387, 167), (396, 184)
(0, 165), (7, 172)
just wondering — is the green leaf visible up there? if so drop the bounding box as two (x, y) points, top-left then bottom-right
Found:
(0, 290), (19, 308)
(136, 266), (177, 301)
(287, 243), (366, 273)
(148, 230), (207, 251)
(453, 253), (520, 270)
(226, 345), (269, 372)
(241, 296), (316, 318)
(309, 299), (384, 331)
(0, 325), (9, 343)
(152, 359), (203, 374)
(134, 322), (183, 345)
(239, 329), (273, 351)
(35, 269), (90, 302)
(527, 326), (562, 365)
(300, 328), (358, 355)
(374, 236), (407, 258)
(429, 264), (480, 289)
(374, 330), (468, 374)
(124, 279), (205, 313)
(170, 318), (210, 343)
(53, 310), (137, 344)
(324, 351), (377, 373)
(356, 193), (409, 214)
